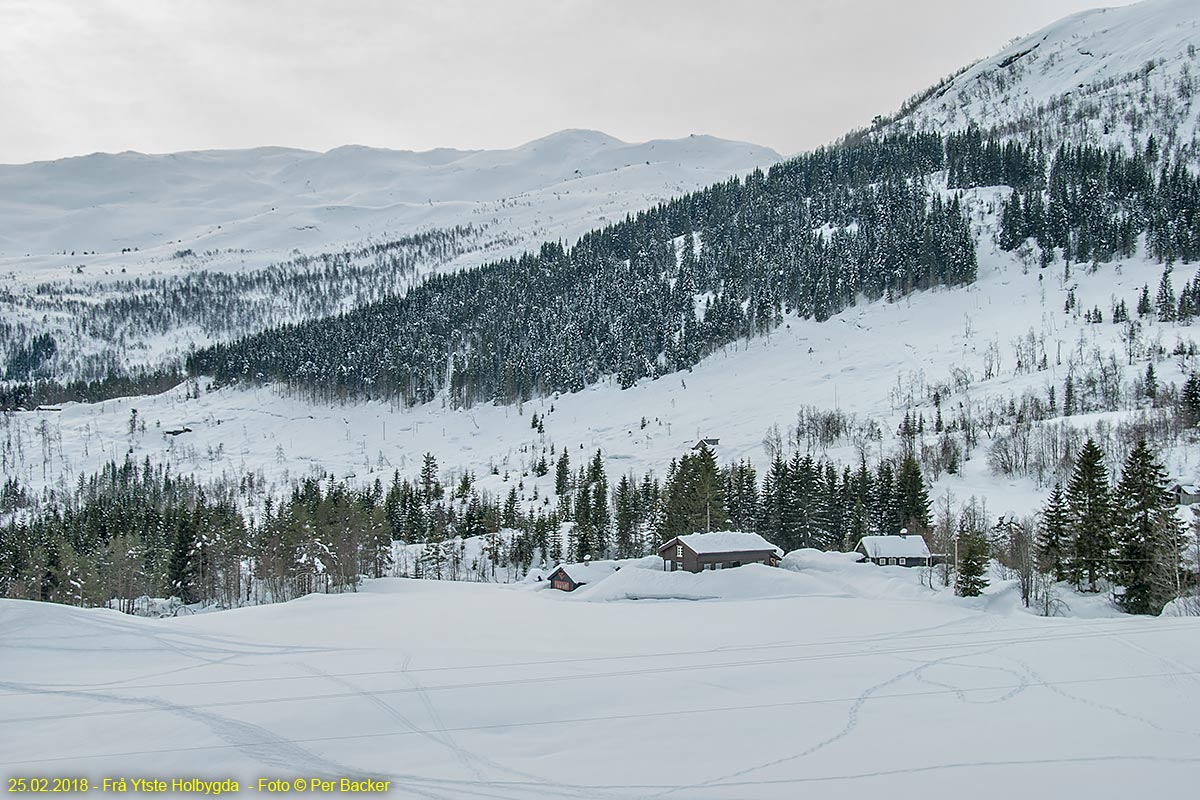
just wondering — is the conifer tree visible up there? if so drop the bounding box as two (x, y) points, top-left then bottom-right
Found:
(503, 486), (519, 529)
(659, 446), (729, 540)
(873, 460), (896, 535)
(1156, 268), (1177, 322)
(555, 450), (571, 497)
(1137, 285), (1153, 317)
(1181, 372), (1200, 427)
(955, 527), (990, 597)
(820, 463), (845, 550)
(691, 444), (728, 534)
(614, 475), (639, 559)
(420, 453), (442, 503)
(894, 455), (932, 533)
(787, 453), (820, 548)
(1037, 483), (1070, 583)
(168, 514), (197, 603)
(1065, 438), (1112, 592)
(1112, 440), (1185, 614)
(759, 455), (789, 544)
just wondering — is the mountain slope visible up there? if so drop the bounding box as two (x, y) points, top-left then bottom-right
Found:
(890, 0), (1200, 154)
(0, 130), (779, 382)
(0, 130), (780, 258)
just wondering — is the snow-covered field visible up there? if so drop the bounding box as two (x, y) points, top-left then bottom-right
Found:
(3, 554), (1198, 798)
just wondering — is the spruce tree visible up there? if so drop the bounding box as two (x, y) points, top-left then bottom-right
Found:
(1037, 483), (1070, 583)
(787, 453), (820, 548)
(614, 475), (638, 558)
(1137, 285), (1153, 317)
(759, 455), (789, 544)
(894, 455), (932, 532)
(1065, 438), (1113, 592)
(1156, 268), (1177, 322)
(168, 514), (197, 604)
(503, 486), (519, 529)
(1181, 372), (1200, 427)
(1112, 440), (1185, 614)
(955, 528), (990, 597)
(555, 450), (571, 497)
(690, 444), (728, 534)
(873, 460), (896, 534)
(420, 453), (442, 503)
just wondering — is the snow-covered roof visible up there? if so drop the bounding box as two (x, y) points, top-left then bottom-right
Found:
(665, 531), (783, 556)
(1175, 484), (1199, 494)
(855, 535), (931, 560)
(552, 561), (618, 585)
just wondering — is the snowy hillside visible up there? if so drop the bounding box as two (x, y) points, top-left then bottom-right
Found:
(3, 565), (1198, 796)
(890, 0), (1200, 153)
(0, 130), (779, 380)
(6, 191), (1197, 523)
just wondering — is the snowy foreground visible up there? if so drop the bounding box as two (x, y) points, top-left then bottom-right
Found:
(2, 555), (1198, 799)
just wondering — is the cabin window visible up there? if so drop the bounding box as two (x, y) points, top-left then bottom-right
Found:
(675, 544), (683, 559)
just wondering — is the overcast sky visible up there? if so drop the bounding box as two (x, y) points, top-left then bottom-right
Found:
(0, 0), (1139, 164)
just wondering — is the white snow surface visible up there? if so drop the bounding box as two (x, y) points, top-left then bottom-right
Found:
(3, 559), (1199, 797)
(672, 530), (783, 555)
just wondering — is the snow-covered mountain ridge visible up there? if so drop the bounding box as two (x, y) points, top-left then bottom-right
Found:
(889, 0), (1200, 154)
(0, 129), (780, 258)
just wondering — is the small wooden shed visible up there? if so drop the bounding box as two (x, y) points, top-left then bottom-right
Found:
(658, 531), (782, 573)
(1172, 483), (1200, 506)
(854, 535), (932, 568)
(546, 562), (618, 592)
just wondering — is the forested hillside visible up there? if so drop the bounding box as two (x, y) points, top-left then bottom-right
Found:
(187, 134), (978, 406)
(0, 130), (778, 391)
(188, 128), (1200, 409)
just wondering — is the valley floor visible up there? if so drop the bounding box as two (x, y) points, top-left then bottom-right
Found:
(2, 564), (1198, 799)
